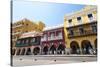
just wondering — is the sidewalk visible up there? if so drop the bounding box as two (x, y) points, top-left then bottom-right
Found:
(14, 54), (97, 57)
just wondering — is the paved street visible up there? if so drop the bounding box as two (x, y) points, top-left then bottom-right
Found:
(12, 55), (97, 66)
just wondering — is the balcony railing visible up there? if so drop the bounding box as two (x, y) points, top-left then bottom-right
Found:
(68, 30), (97, 38)
(16, 41), (40, 47)
(55, 36), (63, 40)
(41, 35), (63, 41)
(48, 37), (55, 41)
(48, 36), (63, 41)
(41, 38), (47, 41)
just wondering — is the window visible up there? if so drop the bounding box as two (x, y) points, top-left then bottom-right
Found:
(69, 29), (74, 35)
(26, 39), (29, 43)
(17, 41), (20, 44)
(44, 34), (47, 40)
(49, 32), (55, 40)
(77, 17), (82, 23)
(31, 38), (35, 42)
(92, 25), (97, 33)
(58, 32), (62, 36)
(68, 19), (72, 23)
(51, 33), (54, 37)
(79, 27), (84, 34)
(57, 31), (62, 39)
(22, 40), (24, 44)
(26, 24), (28, 26)
(88, 14), (93, 21)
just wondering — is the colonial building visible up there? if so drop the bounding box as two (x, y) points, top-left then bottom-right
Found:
(13, 31), (42, 55)
(12, 24), (66, 55)
(41, 25), (66, 55)
(11, 18), (45, 55)
(64, 5), (97, 54)
(12, 5), (97, 56)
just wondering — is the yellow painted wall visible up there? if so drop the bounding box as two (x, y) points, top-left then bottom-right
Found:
(64, 6), (97, 49)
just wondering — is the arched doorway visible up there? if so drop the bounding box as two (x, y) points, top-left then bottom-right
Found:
(57, 44), (65, 54)
(26, 48), (32, 55)
(12, 49), (16, 55)
(21, 48), (25, 55)
(33, 47), (40, 55)
(16, 49), (21, 55)
(81, 40), (93, 54)
(43, 46), (48, 55)
(70, 41), (80, 54)
(50, 45), (56, 54)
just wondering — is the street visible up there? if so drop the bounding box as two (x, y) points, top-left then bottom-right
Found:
(12, 55), (97, 66)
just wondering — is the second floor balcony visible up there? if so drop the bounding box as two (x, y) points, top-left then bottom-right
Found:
(68, 30), (97, 38)
(41, 38), (47, 41)
(41, 35), (63, 41)
(48, 37), (55, 41)
(48, 36), (63, 41)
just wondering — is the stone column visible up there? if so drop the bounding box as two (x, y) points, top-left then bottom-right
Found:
(24, 48), (27, 55)
(14, 49), (17, 56)
(19, 48), (23, 55)
(39, 47), (41, 55)
(54, 50), (56, 55)
(78, 42), (82, 55)
(79, 48), (83, 54)
(62, 51), (65, 54)
(65, 48), (70, 55)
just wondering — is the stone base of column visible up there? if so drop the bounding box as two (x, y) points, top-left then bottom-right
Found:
(65, 48), (71, 55)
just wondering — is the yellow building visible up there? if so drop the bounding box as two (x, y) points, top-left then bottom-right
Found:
(12, 19), (36, 46)
(64, 5), (97, 54)
(11, 18), (45, 55)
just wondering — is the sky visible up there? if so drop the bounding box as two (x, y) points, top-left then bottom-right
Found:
(13, 1), (85, 27)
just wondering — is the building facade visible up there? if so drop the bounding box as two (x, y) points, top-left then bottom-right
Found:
(12, 24), (66, 55)
(41, 25), (66, 55)
(64, 5), (97, 54)
(12, 5), (97, 56)
(11, 18), (40, 55)
(13, 31), (42, 55)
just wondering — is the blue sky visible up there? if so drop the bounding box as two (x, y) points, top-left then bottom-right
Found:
(13, 1), (85, 27)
